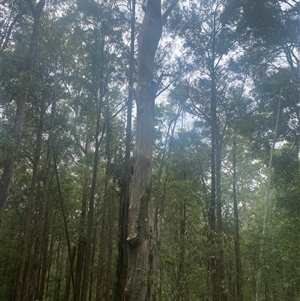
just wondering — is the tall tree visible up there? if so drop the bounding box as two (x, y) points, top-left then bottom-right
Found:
(0, 0), (46, 227)
(115, 1), (136, 300)
(232, 134), (244, 301)
(173, 1), (238, 298)
(125, 1), (179, 300)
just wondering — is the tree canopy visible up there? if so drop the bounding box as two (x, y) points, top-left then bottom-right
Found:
(0, 1), (299, 301)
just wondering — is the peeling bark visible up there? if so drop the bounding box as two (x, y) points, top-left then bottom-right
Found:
(125, 1), (179, 300)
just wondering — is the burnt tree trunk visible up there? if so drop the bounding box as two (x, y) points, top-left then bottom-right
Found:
(125, 1), (178, 301)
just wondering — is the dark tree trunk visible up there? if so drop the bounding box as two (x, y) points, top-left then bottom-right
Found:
(209, 59), (218, 301)
(74, 167), (89, 301)
(173, 196), (186, 301)
(1, 9), (22, 51)
(96, 122), (112, 301)
(45, 229), (55, 299)
(80, 92), (103, 301)
(80, 130), (99, 301)
(115, 1), (135, 299)
(154, 114), (179, 301)
(105, 211), (115, 301)
(39, 225), (50, 300)
(0, 0), (45, 227)
(65, 246), (76, 301)
(233, 135), (244, 301)
(15, 103), (45, 301)
(28, 78), (56, 301)
(209, 32), (226, 301)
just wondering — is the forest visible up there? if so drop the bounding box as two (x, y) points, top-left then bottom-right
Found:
(0, 0), (299, 301)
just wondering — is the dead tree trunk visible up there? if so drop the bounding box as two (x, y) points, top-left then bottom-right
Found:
(0, 0), (45, 227)
(125, 1), (179, 300)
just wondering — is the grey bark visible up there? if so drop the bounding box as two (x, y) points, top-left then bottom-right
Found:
(125, 1), (179, 300)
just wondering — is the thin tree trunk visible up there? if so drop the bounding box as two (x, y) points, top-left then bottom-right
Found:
(0, 0), (45, 227)
(54, 150), (78, 301)
(173, 196), (186, 301)
(1, 10), (22, 51)
(55, 236), (62, 301)
(74, 166), (89, 301)
(80, 96), (103, 301)
(105, 150), (117, 301)
(215, 132), (226, 301)
(125, 1), (178, 300)
(28, 73), (57, 301)
(209, 52), (218, 301)
(39, 224), (50, 300)
(209, 46), (217, 301)
(95, 132), (111, 301)
(256, 89), (282, 301)
(15, 104), (45, 301)
(115, 1), (135, 299)
(209, 16), (227, 300)
(105, 208), (115, 301)
(233, 135), (244, 301)
(45, 227), (55, 299)
(155, 112), (179, 300)
(89, 228), (98, 301)
(155, 111), (180, 246)
(65, 246), (76, 301)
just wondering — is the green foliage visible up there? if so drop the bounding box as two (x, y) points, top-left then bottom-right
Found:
(273, 147), (300, 216)
(0, 0), (299, 300)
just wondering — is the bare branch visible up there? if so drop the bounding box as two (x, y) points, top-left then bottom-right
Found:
(162, 0), (180, 24)
(156, 81), (172, 98)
